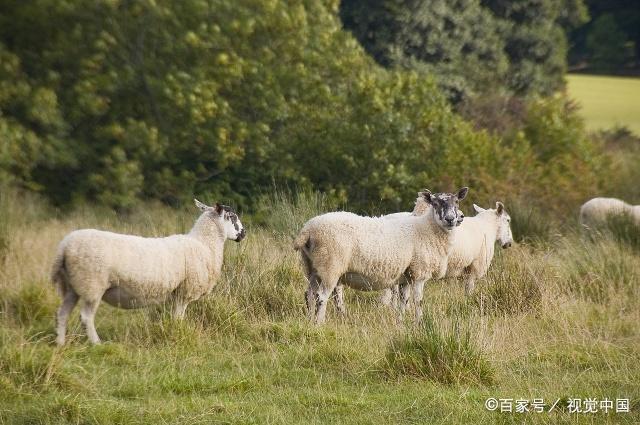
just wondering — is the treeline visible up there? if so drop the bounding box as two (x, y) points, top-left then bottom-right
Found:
(340, 0), (588, 101)
(0, 0), (618, 213)
(569, 0), (640, 74)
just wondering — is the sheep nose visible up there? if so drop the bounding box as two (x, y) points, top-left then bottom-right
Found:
(502, 242), (512, 249)
(445, 217), (455, 225)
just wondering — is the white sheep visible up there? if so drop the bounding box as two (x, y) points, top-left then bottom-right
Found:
(444, 202), (513, 293)
(579, 197), (640, 230)
(293, 188), (468, 324)
(50, 200), (246, 345)
(375, 202), (513, 308)
(365, 193), (463, 307)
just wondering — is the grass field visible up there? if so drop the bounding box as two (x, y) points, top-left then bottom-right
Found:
(1, 189), (639, 424)
(566, 74), (640, 135)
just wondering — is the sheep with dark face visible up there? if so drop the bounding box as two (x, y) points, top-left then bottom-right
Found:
(51, 200), (245, 345)
(293, 188), (469, 324)
(377, 201), (513, 308)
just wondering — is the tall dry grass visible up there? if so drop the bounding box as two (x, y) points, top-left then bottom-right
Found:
(0, 186), (639, 423)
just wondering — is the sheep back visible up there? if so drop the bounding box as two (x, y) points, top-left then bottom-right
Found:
(58, 229), (217, 303)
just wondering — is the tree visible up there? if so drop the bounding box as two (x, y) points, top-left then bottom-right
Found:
(342, 0), (588, 98)
(569, 1), (639, 73)
(340, 0), (509, 102)
(481, 0), (587, 95)
(586, 14), (630, 72)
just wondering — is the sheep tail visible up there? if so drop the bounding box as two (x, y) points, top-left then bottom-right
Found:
(292, 228), (311, 253)
(292, 228), (314, 277)
(50, 244), (68, 297)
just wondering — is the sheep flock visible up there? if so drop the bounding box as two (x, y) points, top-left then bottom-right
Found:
(50, 192), (637, 344)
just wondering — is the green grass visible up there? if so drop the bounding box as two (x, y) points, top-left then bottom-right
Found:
(0, 188), (639, 424)
(566, 74), (640, 135)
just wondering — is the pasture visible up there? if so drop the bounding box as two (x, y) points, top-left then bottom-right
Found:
(566, 74), (640, 135)
(1, 189), (639, 424)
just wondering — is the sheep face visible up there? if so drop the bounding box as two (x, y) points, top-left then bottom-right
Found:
(473, 201), (513, 249)
(215, 204), (246, 242)
(495, 202), (513, 249)
(420, 187), (468, 231)
(412, 196), (464, 226)
(195, 199), (246, 242)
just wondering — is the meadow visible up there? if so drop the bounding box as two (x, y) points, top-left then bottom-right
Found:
(566, 74), (640, 135)
(0, 188), (638, 424)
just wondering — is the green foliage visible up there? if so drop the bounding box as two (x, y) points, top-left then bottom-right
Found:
(482, 0), (587, 96)
(586, 14), (632, 72)
(0, 0), (513, 212)
(342, 0), (587, 99)
(0, 0), (608, 215)
(569, 0), (640, 74)
(340, 0), (509, 101)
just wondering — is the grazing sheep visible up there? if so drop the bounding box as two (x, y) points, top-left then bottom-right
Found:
(51, 200), (246, 345)
(293, 187), (469, 324)
(579, 197), (640, 229)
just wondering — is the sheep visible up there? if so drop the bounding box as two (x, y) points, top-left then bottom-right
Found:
(579, 197), (640, 230)
(50, 200), (246, 345)
(443, 202), (513, 293)
(384, 193), (434, 220)
(293, 187), (469, 324)
(376, 201), (513, 308)
(353, 193), (463, 308)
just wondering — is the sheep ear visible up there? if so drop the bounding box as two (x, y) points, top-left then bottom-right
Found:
(473, 204), (485, 213)
(194, 199), (209, 211)
(214, 203), (224, 215)
(457, 187), (469, 200)
(496, 201), (505, 215)
(420, 189), (433, 204)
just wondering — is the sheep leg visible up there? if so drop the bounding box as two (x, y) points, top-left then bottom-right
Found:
(379, 288), (393, 307)
(397, 283), (412, 319)
(412, 280), (426, 321)
(80, 300), (101, 345)
(305, 272), (319, 320)
(173, 301), (189, 320)
(332, 284), (346, 316)
(391, 285), (399, 308)
(55, 290), (79, 346)
(314, 275), (338, 325)
(464, 263), (482, 296)
(464, 275), (477, 296)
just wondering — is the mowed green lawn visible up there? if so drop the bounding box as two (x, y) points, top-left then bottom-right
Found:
(566, 74), (640, 134)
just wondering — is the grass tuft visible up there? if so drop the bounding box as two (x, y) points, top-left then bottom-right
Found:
(384, 314), (495, 385)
